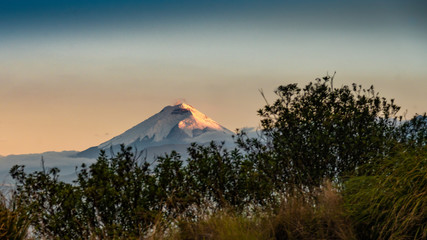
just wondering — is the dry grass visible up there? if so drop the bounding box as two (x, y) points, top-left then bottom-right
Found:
(169, 181), (355, 240)
(267, 181), (356, 240)
(0, 191), (30, 240)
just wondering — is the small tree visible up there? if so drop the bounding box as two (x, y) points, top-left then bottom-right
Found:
(10, 165), (86, 239)
(10, 145), (158, 239)
(250, 76), (402, 190)
(9, 75), (425, 238)
(76, 145), (156, 238)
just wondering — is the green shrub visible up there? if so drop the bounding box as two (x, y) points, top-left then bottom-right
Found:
(240, 77), (402, 192)
(8, 76), (426, 239)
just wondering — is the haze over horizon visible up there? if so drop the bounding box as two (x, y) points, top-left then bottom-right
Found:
(1, 0), (426, 155)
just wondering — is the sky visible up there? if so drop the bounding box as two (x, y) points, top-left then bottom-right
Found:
(1, 0), (426, 155)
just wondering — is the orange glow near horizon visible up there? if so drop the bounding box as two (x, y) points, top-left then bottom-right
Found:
(1, 72), (426, 156)
(1, 2), (426, 155)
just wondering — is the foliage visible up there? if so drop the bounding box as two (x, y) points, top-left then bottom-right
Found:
(185, 141), (274, 209)
(76, 146), (158, 238)
(344, 145), (427, 240)
(398, 113), (427, 147)
(153, 150), (194, 218)
(10, 146), (158, 239)
(249, 76), (402, 190)
(10, 164), (85, 239)
(8, 76), (427, 239)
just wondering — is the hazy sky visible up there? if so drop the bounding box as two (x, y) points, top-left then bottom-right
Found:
(1, 0), (426, 155)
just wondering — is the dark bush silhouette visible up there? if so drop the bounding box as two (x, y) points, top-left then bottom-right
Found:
(9, 76), (426, 239)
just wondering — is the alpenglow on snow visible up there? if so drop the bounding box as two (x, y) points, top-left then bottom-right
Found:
(77, 103), (234, 158)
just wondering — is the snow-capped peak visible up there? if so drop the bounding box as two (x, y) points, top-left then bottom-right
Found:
(97, 103), (232, 149)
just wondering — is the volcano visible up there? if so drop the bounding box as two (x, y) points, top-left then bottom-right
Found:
(77, 103), (234, 159)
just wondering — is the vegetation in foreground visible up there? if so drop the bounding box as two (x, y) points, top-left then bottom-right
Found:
(0, 192), (29, 240)
(174, 181), (356, 240)
(2, 76), (426, 239)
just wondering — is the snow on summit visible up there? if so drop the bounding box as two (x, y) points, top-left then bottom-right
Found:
(97, 103), (232, 149)
(177, 103), (223, 131)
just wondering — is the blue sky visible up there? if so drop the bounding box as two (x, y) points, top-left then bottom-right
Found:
(1, 0), (426, 155)
(2, 0), (425, 37)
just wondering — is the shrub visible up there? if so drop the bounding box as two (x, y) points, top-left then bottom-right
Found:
(9, 76), (426, 239)
(252, 77), (401, 190)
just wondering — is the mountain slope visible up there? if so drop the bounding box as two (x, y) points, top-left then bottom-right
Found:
(77, 103), (234, 158)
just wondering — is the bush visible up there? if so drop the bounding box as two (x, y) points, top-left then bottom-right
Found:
(250, 76), (401, 191)
(9, 76), (426, 238)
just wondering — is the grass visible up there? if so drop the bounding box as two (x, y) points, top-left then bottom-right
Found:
(268, 182), (356, 240)
(170, 181), (356, 240)
(344, 146), (427, 240)
(0, 191), (30, 240)
(175, 213), (265, 240)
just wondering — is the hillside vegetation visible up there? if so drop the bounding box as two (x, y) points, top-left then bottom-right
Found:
(2, 76), (426, 239)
